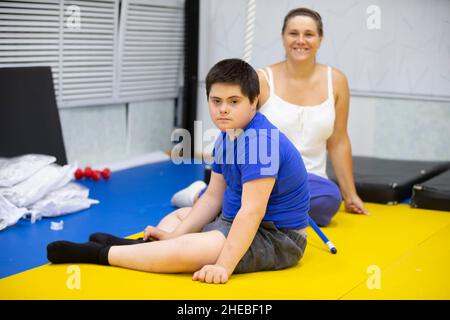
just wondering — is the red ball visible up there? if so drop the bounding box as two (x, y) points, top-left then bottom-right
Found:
(74, 168), (84, 180)
(101, 168), (111, 180)
(84, 166), (93, 178)
(92, 170), (101, 182)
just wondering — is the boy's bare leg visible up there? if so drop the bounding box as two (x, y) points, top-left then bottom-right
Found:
(108, 230), (225, 273)
(156, 207), (192, 232)
(90, 207), (194, 246)
(192, 191), (202, 204)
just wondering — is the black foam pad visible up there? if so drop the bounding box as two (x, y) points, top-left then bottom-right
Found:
(0, 67), (67, 165)
(411, 170), (450, 211)
(327, 156), (450, 204)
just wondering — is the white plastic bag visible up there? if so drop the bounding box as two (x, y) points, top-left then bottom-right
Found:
(43, 182), (90, 200)
(29, 182), (99, 222)
(0, 163), (76, 207)
(0, 154), (56, 187)
(0, 194), (28, 231)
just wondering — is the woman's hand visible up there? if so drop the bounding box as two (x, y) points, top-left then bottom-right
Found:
(143, 226), (172, 241)
(192, 264), (229, 284)
(344, 194), (370, 215)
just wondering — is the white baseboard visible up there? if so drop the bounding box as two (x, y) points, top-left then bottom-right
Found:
(95, 151), (170, 172)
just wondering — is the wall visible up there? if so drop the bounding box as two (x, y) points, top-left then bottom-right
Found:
(196, 0), (450, 161)
(59, 99), (175, 167)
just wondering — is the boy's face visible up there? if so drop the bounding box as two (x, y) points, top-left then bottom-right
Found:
(208, 83), (257, 133)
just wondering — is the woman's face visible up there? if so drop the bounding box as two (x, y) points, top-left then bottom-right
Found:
(282, 15), (322, 62)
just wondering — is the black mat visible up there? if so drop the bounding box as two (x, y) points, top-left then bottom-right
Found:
(0, 67), (67, 165)
(327, 156), (450, 204)
(411, 170), (450, 211)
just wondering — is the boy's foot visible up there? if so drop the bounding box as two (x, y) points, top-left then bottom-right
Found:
(89, 232), (145, 246)
(47, 241), (110, 265)
(170, 181), (207, 208)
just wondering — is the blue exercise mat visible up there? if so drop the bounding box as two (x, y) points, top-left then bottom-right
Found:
(0, 161), (205, 279)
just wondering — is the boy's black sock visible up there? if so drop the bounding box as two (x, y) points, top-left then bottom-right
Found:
(89, 232), (145, 246)
(47, 241), (110, 265)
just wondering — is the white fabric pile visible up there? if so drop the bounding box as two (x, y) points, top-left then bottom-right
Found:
(0, 154), (99, 231)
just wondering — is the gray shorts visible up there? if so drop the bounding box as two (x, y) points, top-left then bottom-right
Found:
(202, 214), (307, 274)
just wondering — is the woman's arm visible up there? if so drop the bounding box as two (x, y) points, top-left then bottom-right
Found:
(327, 69), (369, 215)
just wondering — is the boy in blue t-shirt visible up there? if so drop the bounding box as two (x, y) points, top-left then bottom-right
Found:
(47, 58), (310, 284)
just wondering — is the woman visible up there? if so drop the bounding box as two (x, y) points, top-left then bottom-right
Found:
(172, 7), (369, 226)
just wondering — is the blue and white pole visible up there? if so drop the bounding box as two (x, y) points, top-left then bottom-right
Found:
(308, 217), (337, 254)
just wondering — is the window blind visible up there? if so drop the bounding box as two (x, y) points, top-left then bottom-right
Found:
(61, 0), (118, 107)
(117, 0), (184, 101)
(0, 0), (184, 107)
(0, 0), (62, 96)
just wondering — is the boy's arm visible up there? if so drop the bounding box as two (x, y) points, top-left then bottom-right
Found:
(169, 171), (226, 237)
(193, 177), (275, 284)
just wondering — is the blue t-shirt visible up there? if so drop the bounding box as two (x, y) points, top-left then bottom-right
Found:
(212, 112), (310, 229)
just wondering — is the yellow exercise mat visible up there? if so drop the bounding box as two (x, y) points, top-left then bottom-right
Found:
(342, 223), (450, 300)
(1, 203), (449, 299)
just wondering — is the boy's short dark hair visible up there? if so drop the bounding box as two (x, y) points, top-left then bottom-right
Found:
(205, 58), (260, 104)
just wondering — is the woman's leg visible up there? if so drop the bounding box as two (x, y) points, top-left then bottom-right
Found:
(308, 173), (342, 227)
(108, 230), (226, 273)
(170, 181), (207, 207)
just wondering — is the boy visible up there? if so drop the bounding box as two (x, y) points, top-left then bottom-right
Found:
(47, 59), (310, 284)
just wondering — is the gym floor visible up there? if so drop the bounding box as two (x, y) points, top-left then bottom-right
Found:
(0, 161), (449, 299)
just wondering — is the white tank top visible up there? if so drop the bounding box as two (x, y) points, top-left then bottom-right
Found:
(259, 66), (335, 178)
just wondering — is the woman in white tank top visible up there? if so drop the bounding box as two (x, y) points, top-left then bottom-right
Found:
(171, 8), (368, 226)
(257, 8), (368, 222)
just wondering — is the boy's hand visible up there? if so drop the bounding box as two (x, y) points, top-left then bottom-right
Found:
(192, 264), (229, 284)
(143, 226), (172, 241)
